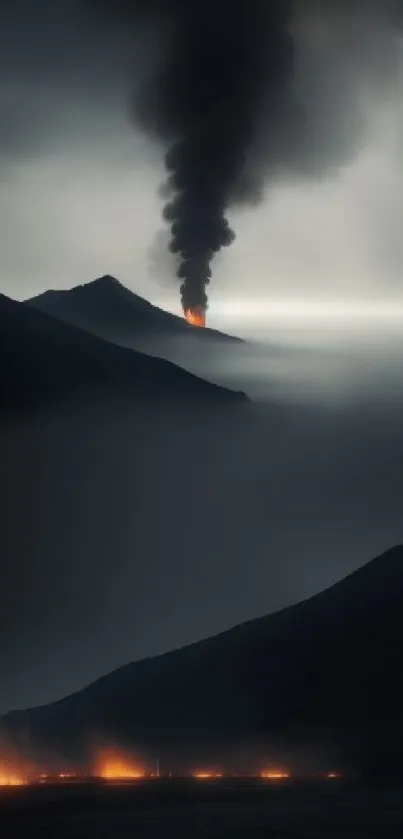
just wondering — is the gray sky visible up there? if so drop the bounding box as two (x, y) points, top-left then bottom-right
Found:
(2, 2), (403, 713)
(1, 1), (403, 339)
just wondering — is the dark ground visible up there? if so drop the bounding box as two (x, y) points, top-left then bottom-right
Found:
(1, 780), (402, 838)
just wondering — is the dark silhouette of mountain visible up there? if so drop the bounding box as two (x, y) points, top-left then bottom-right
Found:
(27, 276), (242, 352)
(0, 293), (247, 413)
(2, 546), (402, 776)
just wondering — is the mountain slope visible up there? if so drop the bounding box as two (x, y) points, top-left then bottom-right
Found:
(3, 547), (403, 775)
(27, 275), (241, 351)
(0, 293), (247, 413)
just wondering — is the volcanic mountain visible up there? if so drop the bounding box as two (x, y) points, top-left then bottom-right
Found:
(27, 276), (241, 355)
(2, 546), (403, 776)
(0, 293), (246, 414)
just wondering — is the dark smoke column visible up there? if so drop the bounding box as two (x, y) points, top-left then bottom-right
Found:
(158, 3), (250, 321)
(147, 2), (293, 322)
(86, 1), (294, 320)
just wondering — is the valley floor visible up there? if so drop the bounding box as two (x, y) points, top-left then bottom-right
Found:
(1, 780), (403, 838)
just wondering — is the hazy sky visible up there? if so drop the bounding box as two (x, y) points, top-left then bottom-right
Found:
(2, 2), (403, 713)
(1, 1), (403, 338)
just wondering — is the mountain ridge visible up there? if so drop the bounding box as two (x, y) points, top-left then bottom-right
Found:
(2, 546), (402, 775)
(0, 292), (247, 413)
(21, 544), (403, 710)
(27, 275), (242, 348)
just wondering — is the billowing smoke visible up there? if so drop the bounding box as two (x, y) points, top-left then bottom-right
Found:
(84, 0), (403, 314)
(83, 1), (296, 314)
(139, 3), (295, 317)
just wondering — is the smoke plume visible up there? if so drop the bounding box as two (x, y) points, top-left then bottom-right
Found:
(85, 0), (403, 313)
(139, 3), (295, 316)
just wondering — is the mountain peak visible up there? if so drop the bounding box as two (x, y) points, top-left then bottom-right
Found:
(85, 275), (134, 296)
(91, 274), (120, 286)
(86, 274), (121, 290)
(74, 275), (152, 307)
(27, 277), (242, 346)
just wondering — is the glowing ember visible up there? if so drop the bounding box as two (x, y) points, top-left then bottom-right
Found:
(184, 307), (206, 328)
(95, 748), (144, 781)
(0, 768), (26, 786)
(0, 752), (28, 787)
(193, 772), (223, 779)
(260, 770), (290, 780)
(326, 771), (342, 779)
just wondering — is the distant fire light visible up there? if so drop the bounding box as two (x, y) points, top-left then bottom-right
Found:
(0, 774), (26, 787)
(193, 772), (223, 779)
(94, 748), (145, 782)
(0, 755), (28, 787)
(260, 770), (290, 780)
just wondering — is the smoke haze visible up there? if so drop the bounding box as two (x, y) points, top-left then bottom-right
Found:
(1, 0), (403, 713)
(1, 1), (403, 314)
(82, 0), (403, 313)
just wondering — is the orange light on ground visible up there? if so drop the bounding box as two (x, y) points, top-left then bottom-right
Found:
(193, 772), (223, 779)
(260, 770), (290, 780)
(184, 307), (206, 328)
(94, 748), (145, 781)
(0, 765), (26, 786)
(0, 773), (26, 786)
(0, 755), (28, 787)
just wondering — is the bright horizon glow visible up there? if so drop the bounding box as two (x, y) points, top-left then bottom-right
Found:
(218, 299), (403, 323)
(157, 295), (403, 326)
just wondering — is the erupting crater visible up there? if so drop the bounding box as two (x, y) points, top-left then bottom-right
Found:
(184, 307), (206, 328)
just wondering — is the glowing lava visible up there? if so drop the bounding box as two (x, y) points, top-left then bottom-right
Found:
(193, 772), (223, 779)
(260, 770), (290, 780)
(184, 307), (206, 328)
(95, 748), (145, 781)
(0, 751), (29, 787)
(0, 772), (25, 787)
(0, 761), (26, 787)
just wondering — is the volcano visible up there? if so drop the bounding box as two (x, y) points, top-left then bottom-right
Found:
(2, 546), (403, 777)
(0, 293), (247, 414)
(26, 276), (240, 354)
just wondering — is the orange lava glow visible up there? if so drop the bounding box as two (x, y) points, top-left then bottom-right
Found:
(260, 770), (290, 780)
(0, 749), (30, 787)
(193, 772), (223, 779)
(94, 748), (145, 781)
(184, 307), (206, 328)
(0, 772), (26, 787)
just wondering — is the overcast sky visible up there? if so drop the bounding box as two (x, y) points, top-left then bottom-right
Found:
(1, 1), (403, 338)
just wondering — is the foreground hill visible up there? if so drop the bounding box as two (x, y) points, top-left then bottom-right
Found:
(0, 294), (246, 413)
(3, 546), (403, 776)
(27, 275), (241, 352)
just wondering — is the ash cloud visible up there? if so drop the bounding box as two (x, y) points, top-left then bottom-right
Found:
(91, 1), (296, 315)
(84, 0), (403, 313)
(85, 2), (297, 315)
